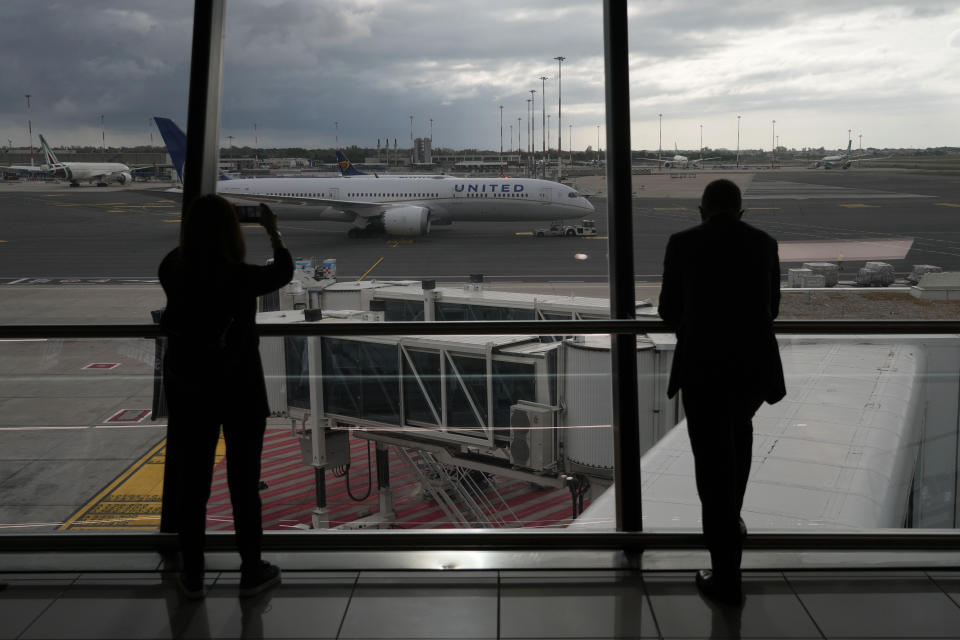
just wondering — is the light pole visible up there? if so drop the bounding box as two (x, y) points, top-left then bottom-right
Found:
(25, 94), (33, 166)
(596, 124), (600, 165)
(429, 118), (433, 144)
(737, 116), (740, 169)
(569, 123), (572, 164)
(859, 133), (862, 150)
(658, 113), (662, 169)
(699, 123), (703, 164)
(100, 114), (105, 153)
(539, 75), (548, 178)
(526, 99), (531, 154)
(335, 121), (339, 150)
(547, 114), (551, 154)
(509, 123), (513, 166)
(529, 90), (536, 174)
(771, 119), (776, 168)
(554, 55), (565, 181)
(409, 115), (414, 165)
(517, 116), (521, 156)
(499, 105), (503, 175)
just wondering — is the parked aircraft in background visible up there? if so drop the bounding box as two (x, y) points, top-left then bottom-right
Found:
(637, 144), (720, 169)
(154, 117), (594, 237)
(810, 141), (890, 170)
(36, 134), (139, 187)
(336, 150), (367, 176)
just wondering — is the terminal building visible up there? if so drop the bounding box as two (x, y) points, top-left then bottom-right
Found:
(3, 2), (960, 638)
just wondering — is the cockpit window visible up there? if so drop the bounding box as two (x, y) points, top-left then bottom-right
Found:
(568, 191), (580, 198)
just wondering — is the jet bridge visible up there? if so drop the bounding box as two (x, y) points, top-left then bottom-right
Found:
(257, 309), (680, 529)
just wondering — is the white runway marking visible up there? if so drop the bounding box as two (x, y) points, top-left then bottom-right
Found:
(745, 180), (934, 200)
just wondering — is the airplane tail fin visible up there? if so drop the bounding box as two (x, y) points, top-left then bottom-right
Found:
(38, 134), (59, 166)
(846, 140), (852, 152)
(153, 117), (186, 184)
(336, 150), (366, 176)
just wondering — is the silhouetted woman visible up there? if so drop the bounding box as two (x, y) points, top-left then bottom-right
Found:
(160, 195), (293, 599)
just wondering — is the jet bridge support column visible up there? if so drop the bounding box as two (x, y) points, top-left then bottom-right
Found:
(376, 443), (394, 520)
(311, 468), (329, 529)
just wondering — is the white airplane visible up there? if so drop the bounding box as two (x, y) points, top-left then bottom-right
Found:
(637, 144), (720, 169)
(155, 117), (594, 237)
(36, 134), (141, 186)
(810, 140), (888, 170)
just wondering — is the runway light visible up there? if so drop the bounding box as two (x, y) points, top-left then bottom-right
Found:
(574, 253), (588, 260)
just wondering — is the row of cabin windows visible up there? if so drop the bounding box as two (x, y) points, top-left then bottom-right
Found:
(257, 192), (440, 198)
(253, 192), (530, 199)
(463, 193), (529, 198)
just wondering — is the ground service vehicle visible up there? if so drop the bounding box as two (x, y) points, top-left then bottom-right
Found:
(534, 220), (597, 237)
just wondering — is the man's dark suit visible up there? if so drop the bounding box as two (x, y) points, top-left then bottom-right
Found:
(658, 213), (785, 585)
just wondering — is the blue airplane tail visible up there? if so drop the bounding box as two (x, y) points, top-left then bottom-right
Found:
(153, 117), (232, 183)
(336, 150), (366, 176)
(153, 117), (186, 184)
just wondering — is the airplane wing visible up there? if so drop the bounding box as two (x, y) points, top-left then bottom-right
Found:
(1, 165), (49, 175)
(225, 192), (409, 219)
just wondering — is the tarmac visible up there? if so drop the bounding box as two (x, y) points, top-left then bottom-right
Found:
(2, 168), (960, 532)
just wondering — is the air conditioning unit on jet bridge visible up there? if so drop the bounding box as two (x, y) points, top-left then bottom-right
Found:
(509, 401), (556, 471)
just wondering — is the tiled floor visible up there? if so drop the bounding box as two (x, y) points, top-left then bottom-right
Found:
(3, 568), (960, 639)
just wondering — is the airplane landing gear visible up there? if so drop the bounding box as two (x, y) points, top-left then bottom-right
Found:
(347, 223), (385, 239)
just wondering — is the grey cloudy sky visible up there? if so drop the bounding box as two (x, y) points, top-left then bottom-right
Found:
(2, 1), (958, 152)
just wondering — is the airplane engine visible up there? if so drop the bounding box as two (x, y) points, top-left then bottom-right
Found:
(662, 161), (674, 169)
(383, 206), (431, 236)
(115, 172), (132, 185)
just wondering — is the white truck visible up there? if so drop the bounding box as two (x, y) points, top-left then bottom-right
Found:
(534, 219), (597, 237)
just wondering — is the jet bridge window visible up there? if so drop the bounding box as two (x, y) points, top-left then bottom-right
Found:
(384, 299), (424, 321)
(436, 303), (535, 322)
(447, 354), (487, 433)
(284, 336), (311, 411)
(321, 338), (401, 425)
(402, 349), (442, 425)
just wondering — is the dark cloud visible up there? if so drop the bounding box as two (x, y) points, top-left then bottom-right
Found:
(1, 1), (956, 149)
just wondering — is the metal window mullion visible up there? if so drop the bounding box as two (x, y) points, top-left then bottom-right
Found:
(486, 343), (494, 442)
(182, 0), (226, 209)
(441, 349), (448, 430)
(162, 0), (227, 535)
(603, 0), (642, 533)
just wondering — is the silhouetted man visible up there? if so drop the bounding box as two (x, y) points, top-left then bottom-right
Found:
(658, 179), (786, 606)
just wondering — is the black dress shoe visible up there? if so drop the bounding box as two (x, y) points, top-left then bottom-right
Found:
(695, 570), (744, 607)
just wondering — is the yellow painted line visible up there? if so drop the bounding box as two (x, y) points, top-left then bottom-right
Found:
(585, 236), (608, 240)
(241, 224), (260, 228)
(107, 209), (125, 213)
(516, 231), (534, 236)
(44, 194), (69, 197)
(654, 207), (689, 211)
(748, 207), (781, 210)
(934, 203), (960, 208)
(60, 436), (226, 530)
(838, 203), (878, 208)
(358, 257), (384, 281)
(162, 219), (181, 223)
